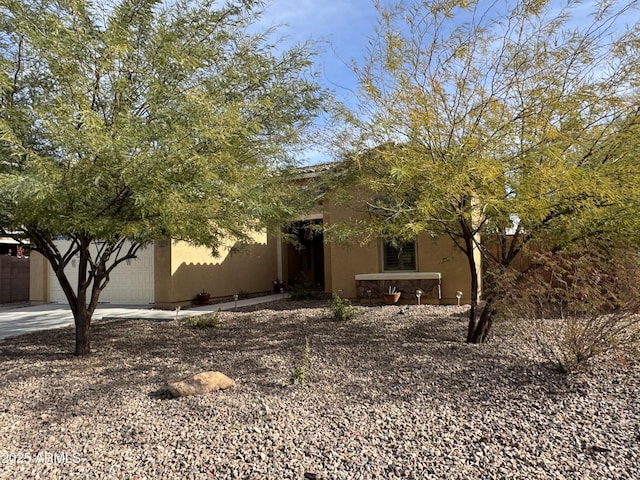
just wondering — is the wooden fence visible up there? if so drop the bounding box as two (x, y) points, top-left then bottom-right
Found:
(0, 256), (30, 304)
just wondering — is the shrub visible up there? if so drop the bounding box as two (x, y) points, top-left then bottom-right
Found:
(287, 274), (320, 301)
(288, 285), (318, 301)
(327, 294), (359, 322)
(503, 243), (640, 373)
(181, 312), (221, 329)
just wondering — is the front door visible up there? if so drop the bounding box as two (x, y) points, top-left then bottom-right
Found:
(286, 220), (324, 289)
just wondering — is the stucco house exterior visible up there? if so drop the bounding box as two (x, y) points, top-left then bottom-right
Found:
(281, 179), (480, 306)
(29, 232), (280, 307)
(281, 217), (478, 305)
(29, 219), (478, 308)
(279, 162), (481, 305)
(29, 165), (481, 307)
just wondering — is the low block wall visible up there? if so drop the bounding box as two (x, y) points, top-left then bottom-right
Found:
(355, 272), (441, 304)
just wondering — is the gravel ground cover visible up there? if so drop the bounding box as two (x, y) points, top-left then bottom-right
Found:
(0, 301), (638, 479)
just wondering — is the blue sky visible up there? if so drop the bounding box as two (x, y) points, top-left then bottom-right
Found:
(256, 0), (640, 164)
(259, 0), (385, 109)
(256, 0), (389, 164)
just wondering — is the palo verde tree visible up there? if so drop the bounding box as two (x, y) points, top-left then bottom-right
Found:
(328, 0), (640, 343)
(0, 0), (327, 355)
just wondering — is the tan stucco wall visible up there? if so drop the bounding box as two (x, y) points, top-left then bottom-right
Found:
(416, 235), (475, 304)
(326, 240), (379, 298)
(155, 232), (278, 307)
(321, 192), (480, 304)
(28, 252), (49, 305)
(321, 194), (378, 298)
(29, 234), (278, 308)
(154, 239), (173, 307)
(474, 233), (483, 300)
(324, 234), (474, 303)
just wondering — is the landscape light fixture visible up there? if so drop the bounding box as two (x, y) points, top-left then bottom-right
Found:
(415, 289), (423, 305)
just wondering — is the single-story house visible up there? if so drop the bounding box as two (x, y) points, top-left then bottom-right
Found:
(29, 224), (477, 307)
(28, 166), (481, 307)
(284, 174), (479, 305)
(29, 232), (280, 307)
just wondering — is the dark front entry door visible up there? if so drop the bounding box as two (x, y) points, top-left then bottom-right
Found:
(286, 220), (324, 289)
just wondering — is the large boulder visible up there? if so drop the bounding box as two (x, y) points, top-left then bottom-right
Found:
(167, 371), (236, 398)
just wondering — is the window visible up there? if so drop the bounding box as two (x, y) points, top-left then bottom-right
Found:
(383, 241), (417, 271)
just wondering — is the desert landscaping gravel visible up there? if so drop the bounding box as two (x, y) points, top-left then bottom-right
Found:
(0, 301), (638, 479)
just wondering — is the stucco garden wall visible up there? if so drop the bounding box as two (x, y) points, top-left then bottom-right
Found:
(29, 252), (49, 305)
(154, 232), (278, 307)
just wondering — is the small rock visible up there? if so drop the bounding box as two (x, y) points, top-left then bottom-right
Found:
(167, 371), (236, 398)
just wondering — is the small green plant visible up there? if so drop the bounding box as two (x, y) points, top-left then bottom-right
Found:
(237, 290), (250, 300)
(288, 282), (320, 301)
(387, 285), (398, 294)
(327, 294), (359, 322)
(181, 312), (221, 329)
(287, 273), (320, 301)
(290, 337), (311, 385)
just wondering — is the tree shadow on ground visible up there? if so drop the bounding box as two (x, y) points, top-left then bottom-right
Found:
(0, 302), (576, 418)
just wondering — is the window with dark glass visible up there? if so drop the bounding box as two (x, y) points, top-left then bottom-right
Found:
(383, 241), (416, 271)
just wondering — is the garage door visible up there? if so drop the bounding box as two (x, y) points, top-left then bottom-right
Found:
(49, 240), (154, 305)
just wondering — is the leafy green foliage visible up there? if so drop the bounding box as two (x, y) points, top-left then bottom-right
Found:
(326, 0), (640, 343)
(0, 0), (327, 354)
(181, 312), (221, 329)
(327, 294), (359, 322)
(287, 273), (321, 301)
(287, 287), (319, 301)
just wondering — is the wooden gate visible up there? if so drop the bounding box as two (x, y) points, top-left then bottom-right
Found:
(0, 256), (30, 304)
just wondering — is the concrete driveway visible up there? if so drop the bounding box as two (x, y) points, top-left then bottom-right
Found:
(0, 293), (285, 340)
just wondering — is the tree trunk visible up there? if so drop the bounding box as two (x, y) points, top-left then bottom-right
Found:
(31, 234), (107, 356)
(461, 224), (481, 343)
(467, 299), (495, 344)
(74, 308), (91, 356)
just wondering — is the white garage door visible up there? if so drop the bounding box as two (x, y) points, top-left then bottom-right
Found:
(49, 240), (154, 305)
